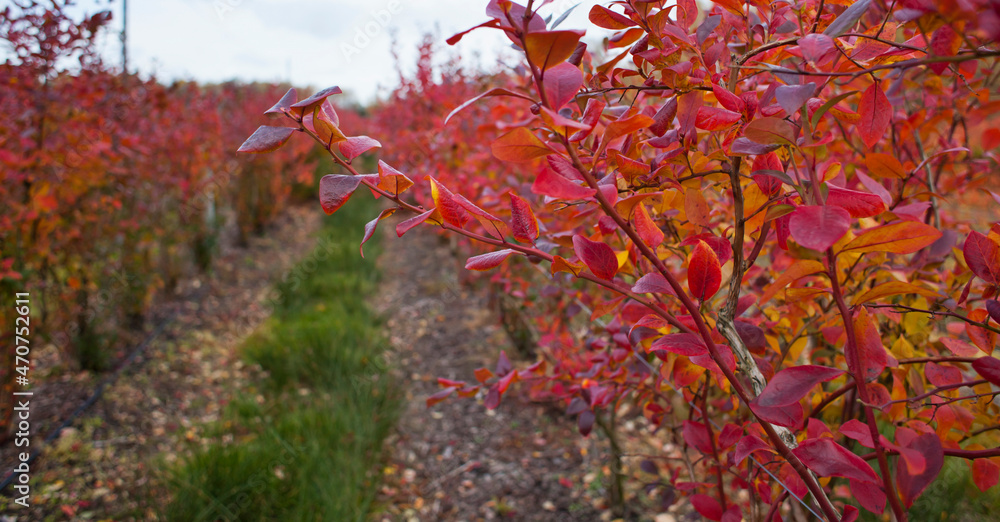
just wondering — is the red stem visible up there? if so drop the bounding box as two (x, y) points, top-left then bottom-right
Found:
(826, 250), (908, 522)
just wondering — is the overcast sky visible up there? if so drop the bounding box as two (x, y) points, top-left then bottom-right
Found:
(62, 0), (610, 105)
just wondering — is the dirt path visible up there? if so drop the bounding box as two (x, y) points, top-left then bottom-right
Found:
(373, 229), (608, 522)
(0, 205), (323, 520)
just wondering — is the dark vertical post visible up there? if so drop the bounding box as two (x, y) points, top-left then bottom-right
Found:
(120, 0), (128, 73)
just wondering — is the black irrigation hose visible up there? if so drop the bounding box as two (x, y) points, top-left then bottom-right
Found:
(0, 291), (202, 494)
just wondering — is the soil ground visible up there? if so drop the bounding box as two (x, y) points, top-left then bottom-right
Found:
(373, 228), (609, 522)
(0, 206), (624, 521)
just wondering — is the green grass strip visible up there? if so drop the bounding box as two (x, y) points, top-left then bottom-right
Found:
(163, 196), (400, 522)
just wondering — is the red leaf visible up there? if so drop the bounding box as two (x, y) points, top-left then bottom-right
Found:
(695, 106), (742, 131)
(427, 387), (456, 407)
(492, 127), (553, 162)
(650, 333), (708, 357)
(857, 83), (892, 149)
(238, 126), (296, 153)
(840, 419), (875, 448)
(446, 19), (501, 45)
(749, 401), (803, 428)
(690, 494), (723, 521)
(360, 208), (396, 257)
(682, 420), (714, 454)
(466, 249), (516, 271)
(632, 273), (676, 295)
(988, 300), (1000, 324)
(734, 435), (776, 465)
(972, 357), (1000, 386)
(578, 410), (595, 436)
(850, 479), (886, 514)
(788, 205), (850, 251)
(925, 362), (963, 387)
(338, 135), (381, 160)
(509, 193), (539, 243)
(288, 85), (342, 114)
(751, 152), (783, 196)
(854, 307), (888, 382)
(428, 176), (471, 228)
(570, 98), (606, 142)
(588, 5), (636, 29)
(792, 438), (879, 483)
(755, 365), (844, 407)
(319, 175), (362, 215)
(896, 433), (944, 508)
(799, 33), (836, 64)
(543, 62), (583, 110)
(573, 234), (618, 280)
(396, 208), (436, 237)
(532, 167), (596, 200)
(929, 25), (960, 74)
(775, 83), (816, 116)
(712, 84), (744, 113)
(496, 350), (512, 376)
(484, 384), (501, 410)
(547, 154), (586, 181)
(688, 240), (722, 301)
(453, 193), (509, 239)
(718, 424), (743, 449)
(264, 88), (297, 115)
(964, 231), (1000, 285)
(649, 97), (678, 137)
(972, 459), (1000, 492)
(826, 185), (886, 218)
(734, 321), (767, 354)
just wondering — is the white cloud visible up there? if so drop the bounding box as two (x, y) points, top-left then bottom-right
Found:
(55, 0), (610, 104)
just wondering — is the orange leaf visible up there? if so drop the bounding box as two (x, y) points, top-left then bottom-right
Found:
(842, 221), (942, 255)
(524, 30), (585, 71)
(865, 153), (907, 179)
(634, 204), (665, 248)
(588, 5), (636, 29)
(684, 188), (711, 228)
(967, 309), (998, 354)
(760, 260), (826, 304)
(376, 160), (414, 195)
(492, 127), (553, 162)
(551, 254), (584, 276)
(852, 281), (939, 306)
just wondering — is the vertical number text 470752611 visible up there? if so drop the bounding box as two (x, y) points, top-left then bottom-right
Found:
(12, 292), (33, 507)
